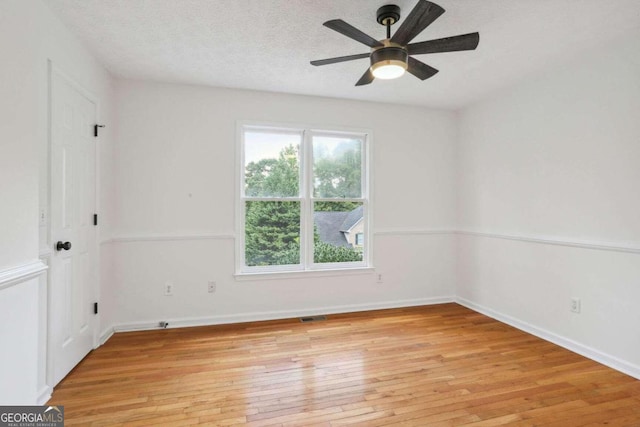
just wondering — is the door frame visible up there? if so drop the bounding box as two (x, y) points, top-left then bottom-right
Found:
(46, 60), (102, 388)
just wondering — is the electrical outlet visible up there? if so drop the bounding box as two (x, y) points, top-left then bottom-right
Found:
(570, 297), (581, 313)
(164, 282), (173, 296)
(376, 274), (383, 283)
(208, 281), (216, 293)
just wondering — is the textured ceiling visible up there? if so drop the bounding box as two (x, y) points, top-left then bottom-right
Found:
(47, 0), (640, 109)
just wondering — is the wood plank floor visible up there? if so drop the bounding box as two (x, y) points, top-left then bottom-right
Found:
(48, 304), (640, 426)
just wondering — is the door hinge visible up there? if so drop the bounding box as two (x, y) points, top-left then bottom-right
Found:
(94, 124), (105, 137)
(94, 302), (98, 315)
(93, 213), (98, 226)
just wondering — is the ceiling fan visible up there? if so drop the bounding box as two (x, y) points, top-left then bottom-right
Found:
(310, 0), (480, 86)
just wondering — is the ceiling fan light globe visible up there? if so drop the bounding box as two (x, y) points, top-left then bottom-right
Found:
(371, 61), (407, 79)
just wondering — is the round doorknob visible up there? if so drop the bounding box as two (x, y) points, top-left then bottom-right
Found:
(56, 241), (72, 251)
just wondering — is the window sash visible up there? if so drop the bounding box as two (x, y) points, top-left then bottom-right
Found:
(310, 131), (366, 200)
(242, 128), (304, 198)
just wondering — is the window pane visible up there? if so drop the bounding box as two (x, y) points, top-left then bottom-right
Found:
(245, 201), (300, 266)
(245, 131), (300, 197)
(312, 136), (362, 198)
(313, 201), (364, 264)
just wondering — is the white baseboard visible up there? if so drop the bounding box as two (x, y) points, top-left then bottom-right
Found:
(455, 296), (640, 380)
(113, 296), (455, 333)
(36, 386), (52, 405)
(99, 327), (114, 345)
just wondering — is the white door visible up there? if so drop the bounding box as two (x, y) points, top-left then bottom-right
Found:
(49, 69), (97, 386)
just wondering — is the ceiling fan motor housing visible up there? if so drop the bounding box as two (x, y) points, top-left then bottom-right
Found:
(370, 47), (408, 67)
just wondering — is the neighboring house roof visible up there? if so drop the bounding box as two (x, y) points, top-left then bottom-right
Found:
(314, 206), (363, 248)
(340, 205), (363, 233)
(314, 211), (350, 247)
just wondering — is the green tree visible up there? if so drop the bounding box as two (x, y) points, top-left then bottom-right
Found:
(245, 201), (299, 266)
(244, 144), (301, 266)
(313, 141), (361, 198)
(245, 145), (299, 197)
(314, 201), (361, 212)
(314, 241), (363, 263)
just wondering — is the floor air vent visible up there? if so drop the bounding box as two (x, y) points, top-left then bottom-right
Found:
(300, 315), (327, 323)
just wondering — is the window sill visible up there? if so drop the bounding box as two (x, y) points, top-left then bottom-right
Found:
(234, 267), (375, 282)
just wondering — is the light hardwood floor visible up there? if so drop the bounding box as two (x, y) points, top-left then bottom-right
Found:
(48, 304), (640, 426)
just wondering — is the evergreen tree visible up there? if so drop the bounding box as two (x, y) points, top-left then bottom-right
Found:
(245, 201), (300, 266)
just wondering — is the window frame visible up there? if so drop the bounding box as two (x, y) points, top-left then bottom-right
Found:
(235, 121), (373, 277)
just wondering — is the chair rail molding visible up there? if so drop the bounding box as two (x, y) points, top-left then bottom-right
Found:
(374, 228), (455, 236)
(0, 260), (48, 291)
(108, 232), (235, 243)
(456, 229), (640, 255)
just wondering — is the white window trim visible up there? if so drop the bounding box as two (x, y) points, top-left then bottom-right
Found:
(235, 120), (374, 277)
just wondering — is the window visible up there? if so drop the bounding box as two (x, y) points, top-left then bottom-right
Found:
(237, 123), (370, 274)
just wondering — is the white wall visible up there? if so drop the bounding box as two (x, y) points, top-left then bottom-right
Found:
(0, 1), (113, 404)
(111, 81), (457, 328)
(456, 30), (640, 377)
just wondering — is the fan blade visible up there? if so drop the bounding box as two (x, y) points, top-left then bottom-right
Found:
(407, 57), (439, 80)
(390, 0), (445, 46)
(408, 33), (479, 55)
(310, 53), (370, 66)
(324, 19), (384, 48)
(355, 68), (375, 86)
